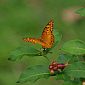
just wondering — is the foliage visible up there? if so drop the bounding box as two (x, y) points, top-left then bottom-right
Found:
(9, 23), (85, 85)
(76, 8), (85, 16)
(56, 54), (73, 63)
(63, 80), (82, 85)
(8, 45), (41, 61)
(17, 65), (50, 83)
(61, 40), (85, 55)
(64, 62), (85, 78)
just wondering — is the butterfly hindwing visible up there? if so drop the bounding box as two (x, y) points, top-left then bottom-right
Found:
(23, 38), (47, 47)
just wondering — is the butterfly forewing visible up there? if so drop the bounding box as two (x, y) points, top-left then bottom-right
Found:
(40, 20), (54, 48)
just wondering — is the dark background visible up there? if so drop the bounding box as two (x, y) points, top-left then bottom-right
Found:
(0, 0), (85, 85)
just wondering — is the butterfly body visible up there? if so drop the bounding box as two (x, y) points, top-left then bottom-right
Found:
(24, 20), (54, 49)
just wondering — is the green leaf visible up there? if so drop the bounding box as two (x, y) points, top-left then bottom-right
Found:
(56, 54), (73, 63)
(17, 65), (50, 83)
(53, 29), (62, 49)
(8, 45), (41, 61)
(55, 73), (70, 81)
(64, 62), (85, 78)
(76, 8), (85, 16)
(61, 40), (85, 55)
(63, 80), (82, 85)
(56, 54), (82, 64)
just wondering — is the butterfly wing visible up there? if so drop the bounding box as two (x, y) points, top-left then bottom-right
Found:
(23, 20), (54, 49)
(40, 20), (54, 48)
(24, 38), (47, 47)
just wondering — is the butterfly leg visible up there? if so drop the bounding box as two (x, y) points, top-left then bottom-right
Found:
(43, 48), (47, 51)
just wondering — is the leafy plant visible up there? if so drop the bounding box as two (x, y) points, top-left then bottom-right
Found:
(61, 40), (85, 55)
(76, 8), (85, 16)
(8, 25), (85, 85)
(17, 65), (50, 83)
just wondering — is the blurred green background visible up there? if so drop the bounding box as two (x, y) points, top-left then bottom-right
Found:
(0, 0), (85, 85)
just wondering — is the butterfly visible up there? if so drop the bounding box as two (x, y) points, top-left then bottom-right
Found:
(23, 20), (54, 49)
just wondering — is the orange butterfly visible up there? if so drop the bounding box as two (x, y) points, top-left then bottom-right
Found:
(23, 20), (54, 49)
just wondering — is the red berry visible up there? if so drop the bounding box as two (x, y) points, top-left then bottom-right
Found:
(52, 61), (57, 67)
(49, 65), (53, 70)
(53, 66), (58, 70)
(57, 64), (66, 70)
(50, 70), (54, 74)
